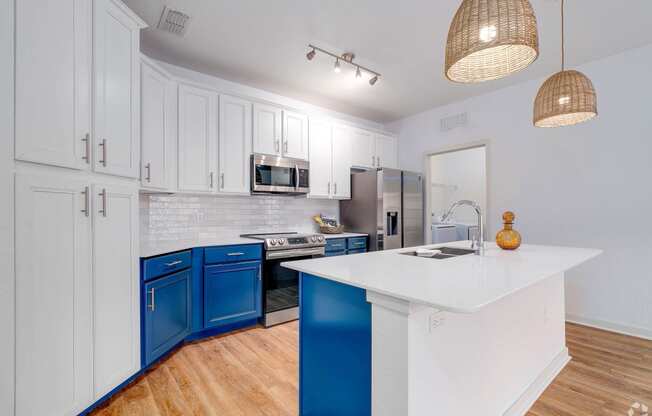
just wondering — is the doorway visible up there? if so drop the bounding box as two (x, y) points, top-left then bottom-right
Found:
(426, 145), (487, 244)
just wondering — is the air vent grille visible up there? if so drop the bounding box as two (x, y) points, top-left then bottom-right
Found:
(440, 112), (468, 132)
(157, 6), (190, 36)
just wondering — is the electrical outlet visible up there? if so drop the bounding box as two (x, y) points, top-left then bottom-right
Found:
(429, 311), (446, 332)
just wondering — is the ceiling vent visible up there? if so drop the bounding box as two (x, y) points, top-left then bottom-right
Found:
(157, 6), (190, 36)
(440, 112), (468, 132)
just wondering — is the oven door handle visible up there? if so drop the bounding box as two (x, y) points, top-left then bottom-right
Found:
(266, 247), (325, 260)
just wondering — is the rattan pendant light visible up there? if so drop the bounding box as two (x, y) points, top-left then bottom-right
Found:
(445, 0), (540, 83)
(533, 0), (597, 127)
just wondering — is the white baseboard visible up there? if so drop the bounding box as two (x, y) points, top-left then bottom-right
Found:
(503, 348), (570, 416)
(566, 314), (652, 341)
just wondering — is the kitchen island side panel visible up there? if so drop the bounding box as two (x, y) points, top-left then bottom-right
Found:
(299, 273), (371, 416)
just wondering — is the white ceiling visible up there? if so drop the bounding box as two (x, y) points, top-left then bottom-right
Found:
(124, 0), (652, 123)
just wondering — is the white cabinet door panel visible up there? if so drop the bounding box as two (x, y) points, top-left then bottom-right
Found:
(15, 174), (93, 416)
(283, 111), (309, 160)
(351, 128), (376, 168)
(332, 125), (352, 199)
(93, 0), (141, 178)
(219, 95), (252, 194)
(178, 84), (217, 192)
(308, 119), (332, 199)
(92, 183), (139, 398)
(15, 0), (91, 169)
(375, 134), (398, 169)
(141, 61), (172, 189)
(252, 103), (282, 156)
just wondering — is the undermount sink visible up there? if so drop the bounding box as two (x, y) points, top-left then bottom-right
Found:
(399, 246), (476, 259)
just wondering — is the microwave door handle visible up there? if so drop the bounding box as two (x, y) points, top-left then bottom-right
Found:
(295, 164), (299, 190)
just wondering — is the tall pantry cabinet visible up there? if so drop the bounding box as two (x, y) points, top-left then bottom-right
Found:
(12, 0), (146, 415)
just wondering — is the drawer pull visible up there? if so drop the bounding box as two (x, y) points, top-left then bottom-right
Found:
(227, 252), (245, 256)
(164, 260), (183, 267)
(148, 288), (155, 311)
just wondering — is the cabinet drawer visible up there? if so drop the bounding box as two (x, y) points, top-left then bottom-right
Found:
(142, 250), (192, 282)
(347, 237), (367, 250)
(325, 250), (346, 257)
(347, 248), (367, 255)
(325, 238), (347, 252)
(204, 244), (262, 264)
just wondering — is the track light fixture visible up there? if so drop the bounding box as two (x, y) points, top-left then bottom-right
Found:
(306, 44), (381, 86)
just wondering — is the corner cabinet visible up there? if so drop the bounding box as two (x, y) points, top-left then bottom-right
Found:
(204, 261), (262, 328)
(178, 84), (218, 192)
(218, 95), (252, 194)
(308, 119), (351, 200)
(93, 0), (146, 178)
(141, 58), (175, 190)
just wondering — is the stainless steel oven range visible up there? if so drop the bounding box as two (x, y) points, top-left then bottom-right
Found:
(241, 232), (325, 326)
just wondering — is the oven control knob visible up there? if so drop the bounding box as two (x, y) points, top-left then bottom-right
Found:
(270, 239), (277, 246)
(318, 235), (324, 242)
(277, 239), (285, 246)
(311, 236), (317, 242)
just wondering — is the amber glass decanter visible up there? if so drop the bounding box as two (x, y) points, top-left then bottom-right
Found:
(496, 211), (522, 250)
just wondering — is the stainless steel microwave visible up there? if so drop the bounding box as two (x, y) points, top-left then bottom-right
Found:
(251, 154), (310, 194)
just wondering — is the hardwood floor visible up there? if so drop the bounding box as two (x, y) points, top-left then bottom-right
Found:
(91, 322), (652, 416)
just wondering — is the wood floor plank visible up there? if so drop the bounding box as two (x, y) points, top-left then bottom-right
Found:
(90, 321), (651, 416)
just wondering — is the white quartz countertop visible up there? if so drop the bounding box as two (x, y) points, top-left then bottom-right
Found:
(282, 241), (601, 314)
(140, 232), (369, 258)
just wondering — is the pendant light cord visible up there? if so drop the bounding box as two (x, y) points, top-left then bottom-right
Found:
(561, 0), (565, 71)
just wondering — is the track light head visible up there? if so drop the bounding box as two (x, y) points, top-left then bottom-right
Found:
(369, 75), (379, 86)
(334, 59), (341, 73)
(306, 48), (316, 61)
(355, 66), (362, 79)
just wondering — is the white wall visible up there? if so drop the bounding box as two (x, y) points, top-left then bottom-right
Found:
(0, 0), (13, 412)
(388, 44), (652, 339)
(429, 147), (486, 224)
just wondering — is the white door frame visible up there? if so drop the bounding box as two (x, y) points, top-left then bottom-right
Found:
(422, 140), (491, 244)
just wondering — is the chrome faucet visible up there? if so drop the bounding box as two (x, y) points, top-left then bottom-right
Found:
(440, 200), (485, 255)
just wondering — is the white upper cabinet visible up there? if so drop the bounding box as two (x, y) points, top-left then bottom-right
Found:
(308, 119), (333, 199)
(15, 0), (92, 169)
(331, 125), (352, 199)
(141, 60), (174, 189)
(253, 103), (283, 156)
(219, 94), (252, 194)
(375, 133), (398, 169)
(283, 110), (309, 160)
(92, 183), (139, 399)
(15, 173), (93, 416)
(178, 84), (218, 192)
(308, 119), (351, 200)
(351, 128), (376, 168)
(93, 0), (146, 178)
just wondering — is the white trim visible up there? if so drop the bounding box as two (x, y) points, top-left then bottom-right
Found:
(566, 314), (652, 341)
(109, 0), (148, 28)
(366, 290), (411, 315)
(503, 348), (571, 416)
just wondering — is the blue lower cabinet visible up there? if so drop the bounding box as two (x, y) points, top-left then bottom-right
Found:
(325, 250), (347, 257)
(300, 273), (371, 416)
(347, 248), (366, 255)
(204, 261), (262, 328)
(143, 269), (192, 366)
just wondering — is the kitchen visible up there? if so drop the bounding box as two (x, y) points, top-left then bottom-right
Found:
(2, 1), (652, 416)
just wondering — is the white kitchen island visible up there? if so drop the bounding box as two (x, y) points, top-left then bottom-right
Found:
(283, 241), (601, 416)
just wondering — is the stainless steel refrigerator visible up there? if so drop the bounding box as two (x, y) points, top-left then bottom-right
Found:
(340, 168), (424, 251)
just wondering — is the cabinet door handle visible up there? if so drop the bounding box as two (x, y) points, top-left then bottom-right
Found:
(220, 172), (225, 189)
(81, 186), (89, 217)
(98, 139), (107, 167)
(376, 156), (380, 167)
(82, 133), (90, 164)
(98, 188), (107, 217)
(145, 163), (151, 182)
(371, 155), (375, 167)
(148, 288), (155, 311)
(334, 182), (337, 195)
(227, 252), (245, 256)
(283, 141), (288, 154)
(210, 172), (214, 188)
(275, 140), (280, 153)
(164, 260), (183, 267)
(327, 182), (331, 195)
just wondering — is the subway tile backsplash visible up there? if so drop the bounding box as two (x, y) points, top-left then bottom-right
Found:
(140, 194), (340, 242)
